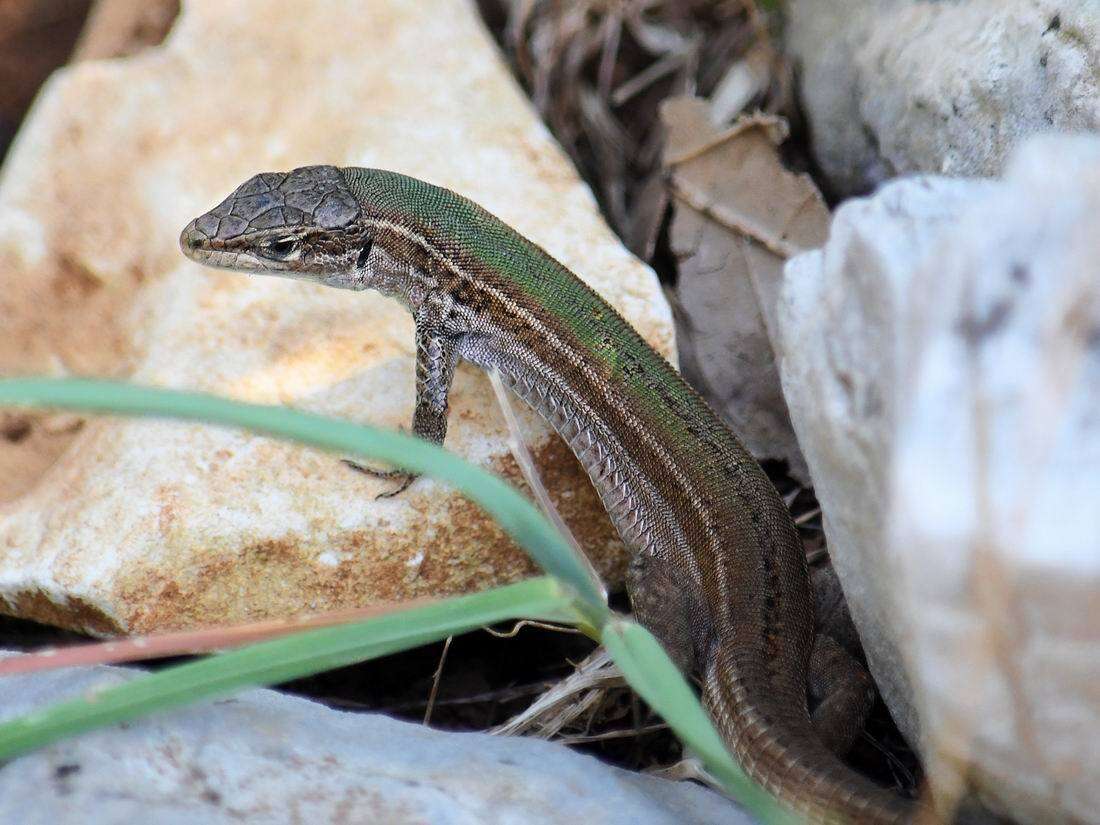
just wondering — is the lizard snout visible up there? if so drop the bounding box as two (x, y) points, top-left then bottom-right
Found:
(179, 220), (205, 257)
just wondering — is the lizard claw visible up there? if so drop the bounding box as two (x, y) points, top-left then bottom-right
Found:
(342, 459), (417, 498)
(342, 458), (384, 477)
(373, 473), (417, 499)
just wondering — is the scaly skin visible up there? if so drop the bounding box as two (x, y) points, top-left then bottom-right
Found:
(180, 166), (916, 823)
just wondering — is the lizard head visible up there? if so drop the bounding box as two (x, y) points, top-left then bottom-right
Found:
(180, 165), (372, 288)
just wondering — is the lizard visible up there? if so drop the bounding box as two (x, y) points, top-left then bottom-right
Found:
(180, 165), (917, 823)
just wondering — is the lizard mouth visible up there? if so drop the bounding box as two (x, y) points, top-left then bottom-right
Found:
(179, 219), (267, 272)
(180, 219), (223, 264)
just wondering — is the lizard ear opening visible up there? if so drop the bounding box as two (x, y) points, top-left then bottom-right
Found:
(356, 238), (374, 269)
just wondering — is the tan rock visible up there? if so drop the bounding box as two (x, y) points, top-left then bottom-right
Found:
(0, 0), (674, 634)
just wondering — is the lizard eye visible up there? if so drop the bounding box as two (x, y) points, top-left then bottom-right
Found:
(261, 237), (299, 260)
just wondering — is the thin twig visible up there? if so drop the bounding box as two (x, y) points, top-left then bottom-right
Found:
(557, 722), (668, 744)
(793, 506), (821, 526)
(487, 367), (607, 602)
(423, 634), (453, 725)
(485, 619), (584, 638)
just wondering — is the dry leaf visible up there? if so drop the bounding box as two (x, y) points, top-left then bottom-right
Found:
(662, 96), (831, 480)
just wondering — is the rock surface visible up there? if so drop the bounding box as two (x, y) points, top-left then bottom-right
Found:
(786, 0), (1100, 196)
(779, 135), (1100, 823)
(0, 0), (676, 633)
(0, 656), (751, 825)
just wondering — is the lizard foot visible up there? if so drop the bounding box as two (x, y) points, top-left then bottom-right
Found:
(342, 459), (418, 499)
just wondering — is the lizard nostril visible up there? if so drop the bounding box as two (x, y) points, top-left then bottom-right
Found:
(180, 222), (204, 255)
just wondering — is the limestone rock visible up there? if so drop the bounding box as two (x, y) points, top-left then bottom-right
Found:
(0, 0), (675, 633)
(779, 135), (1100, 822)
(0, 656), (752, 825)
(786, 0), (1100, 196)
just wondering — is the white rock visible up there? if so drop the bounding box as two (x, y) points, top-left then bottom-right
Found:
(779, 134), (1100, 822)
(780, 174), (987, 745)
(0, 656), (751, 825)
(0, 0), (675, 633)
(786, 0), (1100, 196)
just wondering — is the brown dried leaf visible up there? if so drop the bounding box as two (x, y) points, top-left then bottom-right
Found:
(483, 0), (768, 244)
(663, 96), (831, 479)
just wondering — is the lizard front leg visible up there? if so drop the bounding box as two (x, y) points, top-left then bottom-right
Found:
(346, 307), (459, 498)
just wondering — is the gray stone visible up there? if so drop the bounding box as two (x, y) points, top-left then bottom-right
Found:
(786, 0), (1100, 196)
(0, 657), (751, 825)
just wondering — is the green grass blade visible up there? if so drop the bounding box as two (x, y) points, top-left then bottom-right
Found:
(0, 576), (576, 761)
(0, 377), (607, 618)
(0, 377), (792, 820)
(602, 618), (801, 825)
